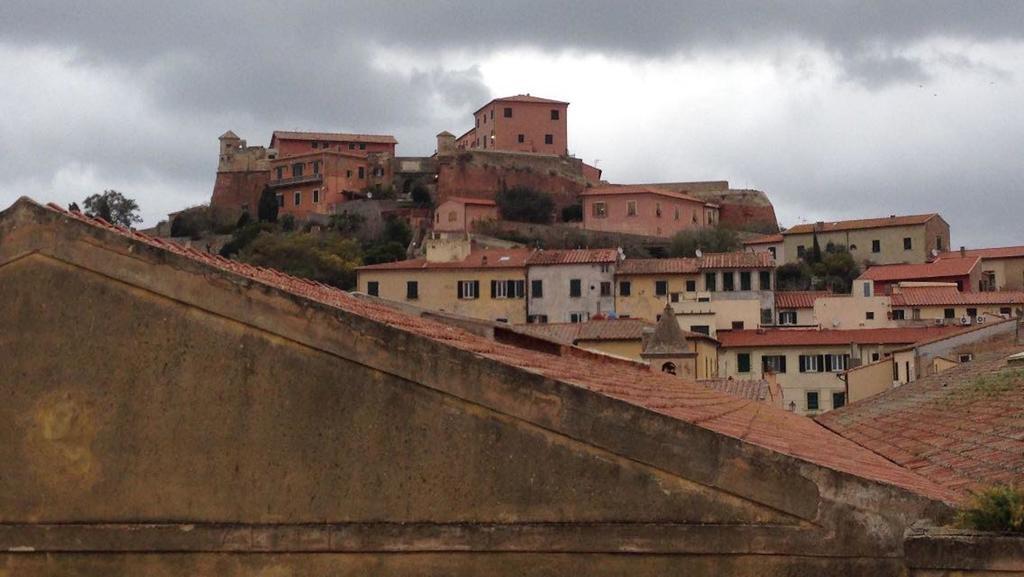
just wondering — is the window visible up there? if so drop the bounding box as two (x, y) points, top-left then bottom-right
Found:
(690, 325), (710, 335)
(674, 207), (680, 220)
(685, 280), (696, 292)
(779, 311), (797, 325)
(592, 202), (608, 218)
(544, 134), (553, 145)
(312, 189), (320, 204)
(275, 166), (284, 180)
(276, 193), (284, 208)
(531, 279), (543, 298)
(358, 167), (365, 179)
(527, 314), (548, 324)
(912, 308), (921, 320)
(872, 352), (880, 362)
(406, 281), (418, 300)
(661, 362), (677, 375)
(863, 282), (872, 297)
(359, 143), (366, 150)
(959, 353), (974, 363)
(550, 109), (559, 120)
(826, 354), (850, 372)
(892, 309), (906, 320)
(936, 235), (944, 251)
(570, 279), (582, 298)
(655, 280), (668, 296)
(517, 134), (524, 143)
(292, 163), (304, 177)
(619, 281), (631, 296)
(457, 280), (479, 299)
(903, 237), (912, 250)
(367, 281), (379, 297)
(832, 392), (846, 410)
(797, 245), (806, 258)
(293, 191), (301, 206)
(503, 107), (512, 118)
(759, 271), (772, 290)
(627, 201), (638, 216)
(740, 271), (752, 291)
(1001, 307), (1013, 316)
(967, 307), (978, 318)
(731, 321), (745, 330)
(346, 170), (352, 178)
(600, 281), (612, 297)
(866, 311), (875, 320)
(311, 141), (318, 149)
(312, 161), (321, 174)
(762, 355), (787, 374)
(768, 246), (776, 259)
(570, 312), (587, 323)
(670, 292), (680, 303)
(448, 211), (457, 222)
(490, 109), (494, 119)
(806, 391), (820, 411)
(491, 279), (526, 299)
(705, 272), (717, 291)
(722, 272), (735, 292)
(737, 353), (751, 373)
(349, 143), (356, 149)
(944, 308), (955, 319)
(799, 354), (822, 373)
(492, 280), (509, 299)
(761, 308), (773, 325)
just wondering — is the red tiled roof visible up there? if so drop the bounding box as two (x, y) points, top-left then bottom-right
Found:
(937, 245), (1024, 260)
(17, 198), (960, 504)
(579, 185), (705, 204)
(617, 258), (699, 275)
(513, 319), (654, 345)
(440, 197), (497, 206)
(891, 286), (1024, 307)
(775, 291), (833, 309)
(527, 248), (619, 266)
(743, 233), (784, 245)
(699, 378), (772, 403)
(717, 326), (965, 348)
(476, 95), (569, 113)
(784, 214), (941, 235)
(858, 257), (980, 282)
(698, 251), (774, 269)
(818, 344), (1024, 496)
(357, 248), (534, 271)
(272, 130), (397, 145)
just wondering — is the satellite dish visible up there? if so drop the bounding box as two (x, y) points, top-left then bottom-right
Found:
(930, 248), (940, 258)
(695, 249), (703, 258)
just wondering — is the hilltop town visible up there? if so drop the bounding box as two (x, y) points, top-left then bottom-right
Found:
(4, 92), (1024, 574)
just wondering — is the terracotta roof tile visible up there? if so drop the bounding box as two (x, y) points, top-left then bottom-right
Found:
(271, 130), (397, 145)
(617, 251), (772, 275)
(775, 291), (833, 309)
(818, 343), (1024, 497)
(513, 319), (654, 345)
(858, 257), (980, 282)
(440, 197), (497, 206)
(357, 248), (534, 271)
(617, 258), (699, 275)
(784, 214), (940, 235)
(527, 248), (619, 266)
(743, 233), (784, 245)
(18, 198), (960, 504)
(937, 246), (1024, 260)
(698, 251), (774, 269)
(891, 286), (1024, 307)
(717, 326), (966, 348)
(579, 185), (705, 203)
(699, 378), (771, 402)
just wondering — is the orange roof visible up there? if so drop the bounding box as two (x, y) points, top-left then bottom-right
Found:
(271, 130), (398, 145)
(698, 251), (774, 269)
(527, 248), (618, 266)
(579, 185), (705, 204)
(858, 257), (980, 282)
(937, 245), (1024, 260)
(784, 214), (941, 235)
(891, 286), (1024, 307)
(743, 233), (784, 245)
(717, 326), (965, 348)
(617, 258), (699, 275)
(818, 344), (1024, 496)
(18, 197), (958, 504)
(513, 319), (653, 345)
(475, 94), (569, 113)
(357, 248), (534, 271)
(699, 378), (773, 403)
(775, 291), (832, 309)
(440, 197), (497, 207)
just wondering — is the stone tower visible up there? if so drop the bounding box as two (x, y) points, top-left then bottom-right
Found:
(641, 303), (698, 378)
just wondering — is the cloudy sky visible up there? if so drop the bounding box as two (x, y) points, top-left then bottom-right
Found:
(1, 1), (1022, 246)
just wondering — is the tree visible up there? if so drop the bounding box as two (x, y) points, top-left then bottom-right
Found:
(382, 216), (412, 247)
(561, 203), (583, 222)
(170, 204), (237, 239)
(775, 245), (861, 293)
(667, 228), (740, 257)
(329, 212), (366, 236)
(257, 186), (279, 223)
(83, 190), (141, 227)
(237, 232), (363, 290)
(279, 214), (297, 232)
(362, 241), (408, 265)
(495, 186), (554, 224)
(410, 182), (433, 207)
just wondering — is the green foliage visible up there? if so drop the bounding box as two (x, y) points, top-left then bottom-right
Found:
(236, 211), (251, 228)
(410, 182), (433, 207)
(560, 203), (583, 222)
(83, 190), (142, 227)
(170, 204), (237, 239)
(958, 485), (1024, 532)
(238, 232), (362, 290)
(776, 262), (811, 291)
(382, 217), (412, 247)
(367, 183), (396, 200)
(667, 228), (740, 257)
(329, 212), (366, 236)
(219, 222), (272, 258)
(776, 245), (862, 293)
(362, 241), (408, 265)
(257, 186), (279, 223)
(495, 186), (554, 224)
(280, 214), (297, 232)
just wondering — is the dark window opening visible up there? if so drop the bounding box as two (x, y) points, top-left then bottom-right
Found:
(406, 281), (418, 300)
(367, 281), (379, 297)
(619, 281), (631, 296)
(655, 280), (668, 296)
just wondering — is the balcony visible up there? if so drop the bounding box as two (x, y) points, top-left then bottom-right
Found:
(269, 173), (323, 188)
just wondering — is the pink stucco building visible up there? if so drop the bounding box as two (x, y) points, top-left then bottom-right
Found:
(433, 197), (499, 232)
(581, 185), (719, 238)
(455, 95), (569, 156)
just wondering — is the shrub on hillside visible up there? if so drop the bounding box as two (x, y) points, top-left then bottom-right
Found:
(561, 203), (583, 222)
(170, 204), (237, 239)
(958, 485), (1024, 532)
(667, 228), (740, 257)
(238, 232), (362, 290)
(257, 186), (279, 223)
(410, 182), (433, 207)
(495, 186), (554, 224)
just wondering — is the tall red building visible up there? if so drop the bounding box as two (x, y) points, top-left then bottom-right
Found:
(455, 95), (569, 156)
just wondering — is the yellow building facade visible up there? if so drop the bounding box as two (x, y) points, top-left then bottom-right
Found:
(782, 214), (950, 266)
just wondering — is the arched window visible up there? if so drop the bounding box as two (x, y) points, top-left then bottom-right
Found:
(661, 362), (677, 375)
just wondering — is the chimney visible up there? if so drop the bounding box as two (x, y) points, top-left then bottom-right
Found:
(960, 246), (966, 257)
(890, 214), (896, 219)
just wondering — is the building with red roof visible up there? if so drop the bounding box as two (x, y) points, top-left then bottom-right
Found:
(937, 245), (1024, 291)
(743, 232), (786, 262)
(580, 185), (719, 238)
(858, 256), (980, 295)
(454, 94), (570, 156)
(3, 196), (974, 573)
(524, 249), (621, 324)
(781, 213), (950, 266)
(432, 197), (498, 232)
